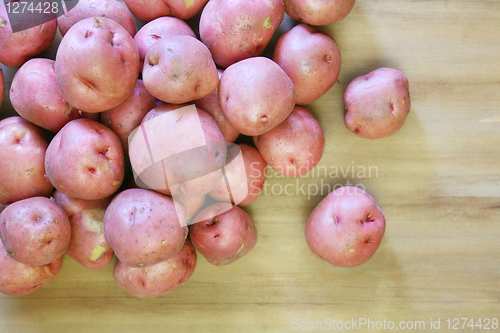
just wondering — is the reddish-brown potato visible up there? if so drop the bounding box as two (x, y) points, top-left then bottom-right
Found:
(285, 0), (355, 26)
(0, 197), (71, 266)
(45, 118), (125, 200)
(0, 117), (54, 206)
(113, 239), (197, 298)
(123, 0), (209, 21)
(305, 186), (386, 267)
(254, 106), (325, 177)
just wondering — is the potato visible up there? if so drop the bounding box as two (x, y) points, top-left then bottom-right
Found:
(254, 106), (324, 177)
(305, 186), (386, 267)
(57, 0), (137, 37)
(0, 66), (4, 104)
(52, 190), (114, 270)
(143, 35), (219, 104)
(113, 239), (196, 298)
(45, 118), (125, 200)
(0, 3), (57, 68)
(55, 17), (139, 113)
(199, 0), (285, 68)
(9, 58), (85, 132)
(0, 197), (71, 266)
(0, 117), (54, 206)
(190, 204), (257, 265)
(273, 24), (341, 105)
(0, 238), (63, 296)
(219, 57), (296, 136)
(285, 0), (355, 26)
(209, 144), (267, 207)
(100, 79), (158, 153)
(134, 17), (196, 71)
(344, 67), (411, 139)
(194, 69), (240, 143)
(103, 188), (188, 268)
(123, 0), (209, 22)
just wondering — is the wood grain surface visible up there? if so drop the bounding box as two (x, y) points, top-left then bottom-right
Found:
(1, 0), (499, 332)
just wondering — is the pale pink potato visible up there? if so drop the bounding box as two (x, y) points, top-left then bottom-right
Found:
(134, 17), (196, 71)
(55, 17), (140, 113)
(219, 57), (296, 136)
(0, 3), (57, 68)
(45, 118), (125, 200)
(200, 0), (285, 68)
(190, 204), (257, 266)
(0, 117), (54, 206)
(57, 0), (137, 37)
(113, 239), (196, 298)
(0, 66), (4, 104)
(305, 186), (386, 267)
(173, 194), (207, 223)
(273, 24), (341, 105)
(52, 191), (114, 270)
(194, 69), (240, 143)
(143, 35), (219, 104)
(209, 144), (267, 207)
(0, 197), (71, 266)
(10, 58), (84, 133)
(0, 238), (63, 296)
(285, 0), (356, 26)
(344, 67), (411, 139)
(254, 106), (324, 177)
(100, 80), (158, 153)
(104, 189), (188, 268)
(123, 0), (209, 22)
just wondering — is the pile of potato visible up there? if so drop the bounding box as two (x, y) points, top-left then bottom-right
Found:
(0, 0), (411, 298)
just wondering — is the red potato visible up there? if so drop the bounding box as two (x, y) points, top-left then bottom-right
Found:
(113, 239), (197, 298)
(344, 67), (411, 139)
(254, 106), (325, 177)
(209, 144), (267, 207)
(0, 238), (63, 296)
(285, 0), (355, 26)
(273, 24), (341, 105)
(0, 3), (57, 68)
(190, 204), (257, 266)
(100, 79), (158, 153)
(45, 118), (125, 200)
(52, 190), (114, 270)
(0, 197), (71, 266)
(143, 35), (219, 104)
(199, 0), (285, 68)
(305, 186), (386, 267)
(57, 0), (137, 37)
(0, 117), (53, 206)
(123, 0), (209, 21)
(219, 57), (296, 136)
(55, 17), (140, 113)
(0, 67), (4, 104)
(103, 188), (188, 268)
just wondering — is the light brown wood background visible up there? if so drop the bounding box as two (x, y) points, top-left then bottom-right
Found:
(1, 0), (500, 332)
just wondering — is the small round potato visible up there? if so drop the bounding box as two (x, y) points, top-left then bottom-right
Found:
(45, 118), (125, 200)
(123, 0), (209, 22)
(344, 67), (411, 139)
(0, 197), (71, 266)
(285, 0), (356, 26)
(305, 186), (386, 267)
(219, 57), (296, 136)
(254, 106), (325, 177)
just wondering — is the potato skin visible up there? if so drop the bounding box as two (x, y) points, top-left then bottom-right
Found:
(305, 186), (386, 267)
(285, 0), (355, 26)
(0, 238), (63, 296)
(200, 0), (285, 68)
(45, 118), (125, 200)
(55, 17), (139, 113)
(190, 204), (257, 265)
(273, 24), (341, 105)
(344, 67), (411, 139)
(53, 191), (114, 270)
(0, 117), (54, 206)
(104, 189), (189, 268)
(219, 57), (296, 136)
(0, 197), (71, 266)
(123, 0), (209, 21)
(113, 239), (197, 298)
(0, 67), (4, 104)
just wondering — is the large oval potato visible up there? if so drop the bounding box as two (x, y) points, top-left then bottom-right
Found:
(219, 57), (296, 136)
(55, 17), (139, 113)
(123, 0), (209, 21)
(285, 0), (355, 26)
